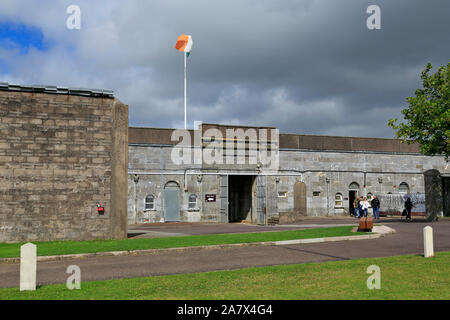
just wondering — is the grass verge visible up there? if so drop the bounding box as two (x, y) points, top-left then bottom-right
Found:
(0, 226), (366, 259)
(1, 251), (448, 300)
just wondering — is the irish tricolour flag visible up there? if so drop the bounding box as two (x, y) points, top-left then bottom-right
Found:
(175, 34), (193, 57)
(175, 34), (193, 129)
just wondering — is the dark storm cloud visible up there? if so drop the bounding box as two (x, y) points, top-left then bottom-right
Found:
(0, 0), (448, 137)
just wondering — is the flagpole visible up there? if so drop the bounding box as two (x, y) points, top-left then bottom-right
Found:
(184, 51), (187, 130)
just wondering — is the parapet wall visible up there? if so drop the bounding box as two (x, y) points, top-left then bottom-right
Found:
(129, 126), (421, 154)
(0, 89), (128, 242)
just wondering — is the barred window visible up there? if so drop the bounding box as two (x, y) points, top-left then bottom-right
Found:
(278, 191), (287, 198)
(145, 195), (155, 210)
(188, 194), (197, 209)
(335, 193), (343, 207)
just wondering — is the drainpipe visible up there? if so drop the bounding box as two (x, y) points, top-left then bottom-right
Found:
(326, 177), (330, 216)
(133, 174), (140, 224)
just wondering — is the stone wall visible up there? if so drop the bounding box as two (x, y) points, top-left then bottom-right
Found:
(127, 139), (449, 223)
(279, 150), (447, 216)
(0, 90), (128, 242)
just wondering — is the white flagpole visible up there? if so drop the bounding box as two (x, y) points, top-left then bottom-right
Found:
(184, 51), (187, 130)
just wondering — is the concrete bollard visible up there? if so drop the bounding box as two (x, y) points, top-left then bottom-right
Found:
(20, 243), (37, 291)
(423, 226), (434, 258)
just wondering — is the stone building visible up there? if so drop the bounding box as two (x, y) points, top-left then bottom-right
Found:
(1, 82), (448, 244)
(128, 123), (449, 225)
(0, 84), (128, 242)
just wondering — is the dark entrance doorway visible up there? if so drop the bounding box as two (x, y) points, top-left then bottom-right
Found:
(228, 175), (254, 222)
(348, 182), (360, 216)
(349, 190), (357, 215)
(443, 177), (450, 217)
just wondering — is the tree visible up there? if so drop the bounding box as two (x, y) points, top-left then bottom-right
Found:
(388, 62), (449, 160)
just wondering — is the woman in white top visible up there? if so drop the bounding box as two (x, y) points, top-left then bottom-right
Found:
(361, 197), (370, 217)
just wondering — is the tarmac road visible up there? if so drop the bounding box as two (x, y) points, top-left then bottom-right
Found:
(1, 220), (449, 289)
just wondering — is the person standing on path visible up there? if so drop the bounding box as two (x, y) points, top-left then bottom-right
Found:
(354, 196), (361, 218)
(371, 195), (380, 220)
(361, 197), (370, 217)
(405, 197), (414, 222)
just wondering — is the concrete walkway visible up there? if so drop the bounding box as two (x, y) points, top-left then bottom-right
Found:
(127, 217), (367, 238)
(0, 225), (395, 264)
(0, 220), (449, 289)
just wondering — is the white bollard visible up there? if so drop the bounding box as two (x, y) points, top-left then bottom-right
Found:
(20, 243), (37, 291)
(423, 226), (434, 258)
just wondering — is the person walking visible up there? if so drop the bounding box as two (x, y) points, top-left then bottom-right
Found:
(371, 195), (380, 220)
(404, 197), (414, 222)
(353, 196), (361, 218)
(361, 197), (370, 217)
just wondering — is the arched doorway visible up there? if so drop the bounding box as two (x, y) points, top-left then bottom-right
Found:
(399, 182), (410, 194)
(293, 181), (307, 216)
(164, 181), (180, 222)
(348, 182), (360, 215)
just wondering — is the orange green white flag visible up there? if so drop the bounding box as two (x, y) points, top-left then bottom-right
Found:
(175, 34), (193, 57)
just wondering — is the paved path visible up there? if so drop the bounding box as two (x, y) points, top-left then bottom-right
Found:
(1, 220), (449, 289)
(127, 217), (373, 238)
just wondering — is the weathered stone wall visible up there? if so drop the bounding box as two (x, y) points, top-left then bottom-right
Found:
(127, 140), (449, 223)
(279, 150), (448, 216)
(0, 91), (128, 242)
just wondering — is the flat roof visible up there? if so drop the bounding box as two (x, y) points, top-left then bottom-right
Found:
(128, 126), (421, 154)
(0, 82), (114, 98)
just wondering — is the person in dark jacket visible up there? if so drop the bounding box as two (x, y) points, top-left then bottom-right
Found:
(353, 196), (361, 218)
(404, 197), (414, 222)
(371, 195), (380, 220)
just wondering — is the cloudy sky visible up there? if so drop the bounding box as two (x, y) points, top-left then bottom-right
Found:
(0, 0), (448, 137)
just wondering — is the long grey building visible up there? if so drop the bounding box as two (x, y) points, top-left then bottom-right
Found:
(128, 123), (450, 225)
(1, 82), (448, 244)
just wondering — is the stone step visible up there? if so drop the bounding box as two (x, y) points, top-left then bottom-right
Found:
(267, 217), (280, 225)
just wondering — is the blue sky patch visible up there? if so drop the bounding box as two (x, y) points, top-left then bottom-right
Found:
(0, 59), (9, 74)
(0, 21), (49, 54)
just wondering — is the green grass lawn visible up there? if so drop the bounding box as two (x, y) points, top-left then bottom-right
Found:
(0, 226), (365, 259)
(1, 252), (449, 300)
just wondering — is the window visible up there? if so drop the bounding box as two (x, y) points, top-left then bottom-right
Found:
(349, 182), (360, 191)
(188, 194), (197, 210)
(399, 182), (409, 194)
(278, 191), (287, 198)
(335, 193), (343, 207)
(313, 191), (321, 197)
(145, 195), (155, 210)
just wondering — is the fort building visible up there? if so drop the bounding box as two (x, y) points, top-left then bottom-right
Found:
(1, 84), (449, 243)
(0, 84), (128, 242)
(128, 123), (449, 225)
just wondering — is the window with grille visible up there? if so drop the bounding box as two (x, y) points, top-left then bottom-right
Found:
(145, 195), (155, 210)
(188, 194), (197, 209)
(278, 191), (287, 198)
(335, 193), (343, 207)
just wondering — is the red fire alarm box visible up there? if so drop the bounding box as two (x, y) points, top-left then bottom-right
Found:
(97, 202), (105, 215)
